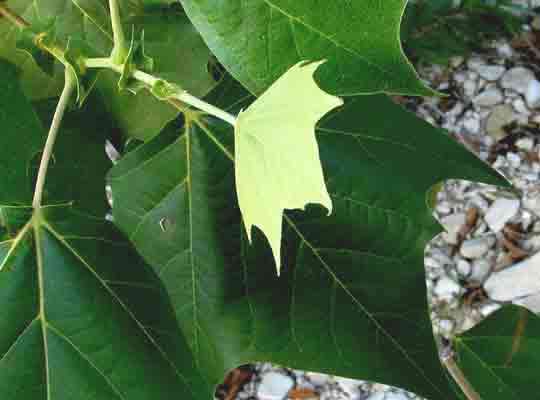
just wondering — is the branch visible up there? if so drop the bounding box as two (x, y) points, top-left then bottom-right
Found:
(84, 57), (237, 126)
(32, 69), (76, 209)
(0, 3), (30, 28)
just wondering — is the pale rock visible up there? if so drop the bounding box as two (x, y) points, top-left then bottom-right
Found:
(484, 251), (540, 302)
(475, 65), (506, 81)
(506, 152), (521, 168)
(463, 79), (478, 98)
(470, 259), (492, 283)
(257, 372), (294, 400)
(441, 213), (466, 236)
(513, 97), (530, 114)
(306, 372), (329, 387)
(434, 277), (462, 301)
(460, 236), (493, 259)
(523, 190), (540, 217)
(467, 57), (484, 71)
(480, 302), (500, 317)
(367, 393), (386, 400)
(334, 377), (359, 398)
(484, 198), (520, 232)
(525, 79), (540, 109)
(438, 319), (455, 336)
(515, 292), (540, 313)
(496, 42), (514, 58)
(500, 67), (536, 94)
(486, 105), (516, 140)
(463, 116), (480, 134)
(473, 88), (503, 107)
(386, 392), (409, 400)
(457, 259), (472, 277)
(516, 137), (534, 151)
(524, 235), (540, 252)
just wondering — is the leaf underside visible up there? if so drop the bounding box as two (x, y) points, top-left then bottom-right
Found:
(235, 60), (342, 273)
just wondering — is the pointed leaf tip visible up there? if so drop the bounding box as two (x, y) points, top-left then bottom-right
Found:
(234, 60), (342, 275)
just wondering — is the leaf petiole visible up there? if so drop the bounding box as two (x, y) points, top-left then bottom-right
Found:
(32, 69), (76, 209)
(0, 3), (29, 29)
(108, 0), (128, 64)
(83, 57), (237, 126)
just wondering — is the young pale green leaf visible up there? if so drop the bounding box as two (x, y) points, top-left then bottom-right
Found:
(454, 305), (540, 399)
(235, 60), (342, 273)
(108, 77), (508, 400)
(180, 0), (433, 96)
(0, 60), (208, 400)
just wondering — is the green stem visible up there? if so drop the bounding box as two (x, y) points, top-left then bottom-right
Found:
(0, 3), (30, 28)
(32, 70), (76, 209)
(108, 0), (128, 64)
(84, 57), (237, 126)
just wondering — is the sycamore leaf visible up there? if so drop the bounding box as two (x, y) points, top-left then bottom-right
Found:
(0, 60), (208, 399)
(109, 78), (509, 400)
(234, 60), (342, 273)
(180, 0), (432, 96)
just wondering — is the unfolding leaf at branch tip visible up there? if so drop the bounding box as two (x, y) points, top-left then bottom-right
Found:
(234, 60), (343, 275)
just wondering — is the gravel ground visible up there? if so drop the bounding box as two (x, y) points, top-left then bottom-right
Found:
(218, 4), (540, 400)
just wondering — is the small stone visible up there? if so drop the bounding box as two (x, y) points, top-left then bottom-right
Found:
(484, 251), (540, 302)
(463, 79), (478, 98)
(457, 259), (472, 277)
(470, 259), (492, 283)
(438, 319), (455, 335)
(441, 213), (466, 236)
(463, 116), (480, 133)
(500, 67), (536, 94)
(306, 373), (328, 387)
(460, 237), (493, 259)
(526, 79), (540, 109)
(475, 65), (506, 81)
(516, 137), (534, 151)
(257, 372), (294, 400)
(480, 303), (500, 317)
(496, 42), (514, 58)
(506, 152), (521, 168)
(516, 292), (540, 313)
(513, 98), (530, 114)
(434, 277), (462, 301)
(486, 105), (516, 141)
(334, 377), (359, 398)
(524, 235), (540, 252)
(473, 88), (503, 107)
(484, 198), (520, 233)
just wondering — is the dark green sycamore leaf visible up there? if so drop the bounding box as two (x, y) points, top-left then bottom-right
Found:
(0, 60), (208, 399)
(179, 0), (433, 96)
(0, 0), (217, 139)
(108, 77), (508, 399)
(454, 305), (540, 399)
